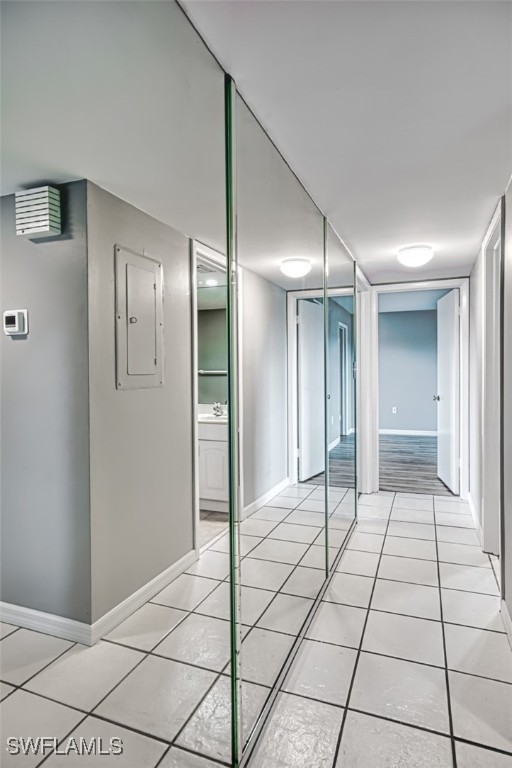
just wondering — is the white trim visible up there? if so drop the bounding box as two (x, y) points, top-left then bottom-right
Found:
(287, 288), (354, 485)
(190, 241), (200, 556)
(329, 437), (341, 451)
(367, 278), (470, 499)
(358, 287), (378, 493)
(481, 202), (503, 555)
(338, 321), (349, 436)
(0, 604), (93, 646)
(200, 499), (229, 514)
(191, 241), (236, 555)
(379, 429), (437, 436)
(501, 600), (512, 651)
(0, 550), (197, 646)
(468, 492), (484, 548)
(243, 477), (289, 519)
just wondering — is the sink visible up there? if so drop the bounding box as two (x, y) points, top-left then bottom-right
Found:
(198, 413), (228, 424)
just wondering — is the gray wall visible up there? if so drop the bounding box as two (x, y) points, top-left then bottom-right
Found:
(469, 251), (484, 530)
(0, 181), (92, 622)
(328, 299), (355, 444)
(87, 183), (194, 622)
(242, 269), (288, 508)
(378, 310), (437, 432)
(198, 309), (228, 404)
(503, 182), (512, 615)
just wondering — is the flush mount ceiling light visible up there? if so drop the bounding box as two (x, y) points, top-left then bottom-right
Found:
(397, 244), (434, 268)
(280, 258), (312, 278)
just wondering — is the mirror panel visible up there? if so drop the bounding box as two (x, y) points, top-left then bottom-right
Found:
(234, 92), (327, 754)
(326, 225), (357, 564)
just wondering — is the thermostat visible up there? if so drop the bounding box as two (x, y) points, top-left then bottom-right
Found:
(3, 310), (28, 336)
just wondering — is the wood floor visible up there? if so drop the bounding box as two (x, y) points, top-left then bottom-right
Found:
(308, 434), (356, 487)
(379, 434), (455, 495)
(307, 434), (456, 496)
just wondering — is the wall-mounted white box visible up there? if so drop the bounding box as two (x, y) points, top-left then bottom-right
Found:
(3, 309), (28, 336)
(15, 186), (61, 239)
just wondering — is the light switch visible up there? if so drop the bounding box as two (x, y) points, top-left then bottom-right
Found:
(392, 407), (397, 414)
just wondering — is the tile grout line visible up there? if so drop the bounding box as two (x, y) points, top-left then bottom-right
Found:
(433, 505), (458, 768)
(328, 491), (395, 768)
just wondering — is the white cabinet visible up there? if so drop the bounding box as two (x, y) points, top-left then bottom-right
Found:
(198, 420), (229, 508)
(199, 440), (229, 501)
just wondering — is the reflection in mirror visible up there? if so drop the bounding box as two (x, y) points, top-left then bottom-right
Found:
(326, 225), (357, 562)
(234, 93), (327, 755)
(194, 244), (230, 555)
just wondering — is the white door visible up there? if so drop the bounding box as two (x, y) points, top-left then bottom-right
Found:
(298, 299), (325, 481)
(437, 290), (460, 494)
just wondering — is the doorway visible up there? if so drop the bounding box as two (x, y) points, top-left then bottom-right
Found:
(366, 279), (470, 498)
(191, 241), (230, 551)
(288, 290), (356, 489)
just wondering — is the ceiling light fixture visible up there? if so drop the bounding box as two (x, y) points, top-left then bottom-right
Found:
(280, 258), (312, 278)
(205, 278), (218, 287)
(397, 245), (434, 268)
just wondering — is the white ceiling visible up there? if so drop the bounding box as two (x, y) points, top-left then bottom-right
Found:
(2, 1), (510, 287)
(182, 0), (512, 283)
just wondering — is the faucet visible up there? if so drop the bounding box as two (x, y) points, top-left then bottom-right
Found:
(213, 402), (223, 417)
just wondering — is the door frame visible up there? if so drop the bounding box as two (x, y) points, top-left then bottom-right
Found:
(361, 277), (470, 498)
(191, 240), (244, 555)
(338, 322), (349, 437)
(481, 202), (503, 554)
(287, 287), (354, 485)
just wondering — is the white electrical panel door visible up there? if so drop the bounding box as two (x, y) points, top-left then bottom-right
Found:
(115, 245), (164, 389)
(126, 264), (157, 375)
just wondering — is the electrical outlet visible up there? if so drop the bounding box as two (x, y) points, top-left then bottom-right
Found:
(392, 407), (397, 414)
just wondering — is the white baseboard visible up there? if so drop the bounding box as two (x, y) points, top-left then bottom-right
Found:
(0, 603), (94, 646)
(379, 429), (437, 436)
(200, 499), (229, 514)
(501, 599), (512, 651)
(0, 549), (197, 646)
(243, 477), (289, 520)
(467, 492), (484, 548)
(328, 437), (340, 451)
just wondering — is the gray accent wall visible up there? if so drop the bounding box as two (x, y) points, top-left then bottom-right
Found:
(0, 181), (92, 622)
(198, 309), (228, 404)
(87, 183), (194, 622)
(378, 310), (437, 432)
(242, 269), (287, 508)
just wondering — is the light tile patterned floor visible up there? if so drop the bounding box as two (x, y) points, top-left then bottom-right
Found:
(0, 483), (352, 767)
(249, 491), (512, 768)
(1, 490), (510, 767)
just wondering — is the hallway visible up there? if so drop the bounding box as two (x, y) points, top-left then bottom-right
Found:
(1, 489), (510, 766)
(250, 491), (511, 767)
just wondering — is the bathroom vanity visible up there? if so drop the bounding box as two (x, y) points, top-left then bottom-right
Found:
(198, 413), (229, 511)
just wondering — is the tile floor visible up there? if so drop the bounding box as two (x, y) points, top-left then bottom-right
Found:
(0, 483), (354, 767)
(249, 491), (512, 768)
(1, 490), (510, 767)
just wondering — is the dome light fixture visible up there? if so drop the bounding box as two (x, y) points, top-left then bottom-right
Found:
(397, 244), (434, 268)
(280, 258), (312, 278)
